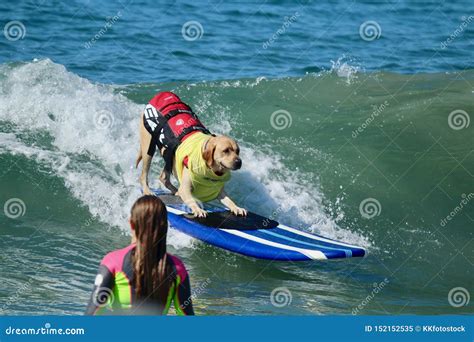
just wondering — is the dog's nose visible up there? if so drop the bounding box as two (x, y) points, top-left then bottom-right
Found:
(233, 158), (242, 170)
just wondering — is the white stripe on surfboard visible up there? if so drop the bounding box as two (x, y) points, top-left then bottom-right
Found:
(278, 224), (364, 250)
(221, 229), (327, 260)
(167, 207), (186, 215)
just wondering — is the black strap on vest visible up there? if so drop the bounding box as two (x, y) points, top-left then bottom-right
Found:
(177, 125), (211, 141)
(166, 109), (194, 118)
(161, 126), (211, 173)
(145, 115), (157, 157)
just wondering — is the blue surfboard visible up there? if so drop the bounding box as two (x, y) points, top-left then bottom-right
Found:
(153, 189), (366, 261)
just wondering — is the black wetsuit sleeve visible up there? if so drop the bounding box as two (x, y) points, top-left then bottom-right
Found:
(176, 274), (195, 315)
(85, 265), (114, 315)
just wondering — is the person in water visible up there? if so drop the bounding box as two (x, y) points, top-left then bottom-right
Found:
(85, 195), (194, 315)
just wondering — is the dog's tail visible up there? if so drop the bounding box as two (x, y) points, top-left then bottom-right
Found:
(135, 148), (142, 168)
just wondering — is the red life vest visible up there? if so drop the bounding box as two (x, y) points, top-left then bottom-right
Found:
(143, 91), (210, 171)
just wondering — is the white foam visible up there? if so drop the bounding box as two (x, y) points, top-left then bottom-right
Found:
(227, 145), (371, 248)
(330, 55), (361, 84)
(0, 59), (370, 251)
(0, 59), (193, 248)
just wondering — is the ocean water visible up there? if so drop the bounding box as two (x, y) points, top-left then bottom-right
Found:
(0, 0), (473, 316)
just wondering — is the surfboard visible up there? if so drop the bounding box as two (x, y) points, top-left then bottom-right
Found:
(153, 189), (366, 261)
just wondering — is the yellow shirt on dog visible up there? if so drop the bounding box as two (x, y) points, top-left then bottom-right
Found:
(175, 132), (231, 202)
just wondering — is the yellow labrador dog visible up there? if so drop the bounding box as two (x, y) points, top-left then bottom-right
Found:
(136, 92), (246, 218)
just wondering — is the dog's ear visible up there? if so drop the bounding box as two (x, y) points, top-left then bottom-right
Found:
(203, 137), (216, 168)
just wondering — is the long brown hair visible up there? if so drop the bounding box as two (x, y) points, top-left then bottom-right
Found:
(130, 195), (174, 311)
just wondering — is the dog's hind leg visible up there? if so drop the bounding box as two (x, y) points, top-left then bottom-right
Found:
(159, 163), (178, 195)
(138, 116), (154, 196)
(135, 146), (142, 168)
(139, 154), (153, 195)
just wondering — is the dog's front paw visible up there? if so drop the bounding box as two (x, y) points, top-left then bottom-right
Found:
(191, 206), (208, 218)
(231, 206), (247, 216)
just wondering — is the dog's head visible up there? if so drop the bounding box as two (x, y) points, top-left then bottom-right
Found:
(203, 135), (242, 172)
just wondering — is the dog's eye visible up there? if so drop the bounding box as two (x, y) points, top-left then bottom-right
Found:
(223, 148), (230, 154)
